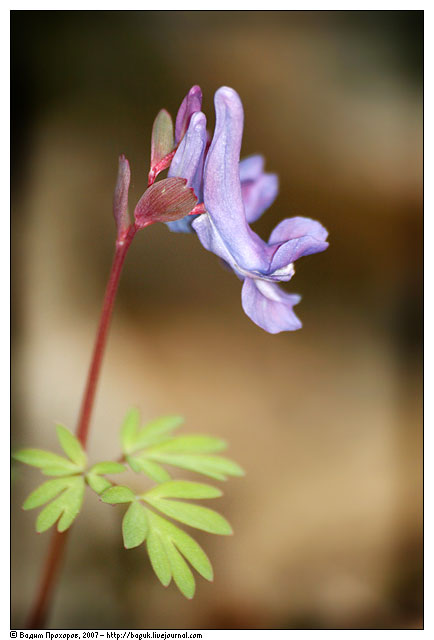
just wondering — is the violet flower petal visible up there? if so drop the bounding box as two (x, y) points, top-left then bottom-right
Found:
(269, 217), (329, 272)
(269, 216), (329, 244)
(239, 155), (278, 224)
(165, 215), (196, 233)
(239, 155), (264, 182)
(201, 86), (273, 273)
(242, 173), (279, 224)
(175, 85), (203, 143)
(241, 278), (302, 334)
(192, 213), (238, 268)
(186, 86), (328, 333)
(166, 111), (207, 233)
(169, 112), (207, 199)
(197, 88), (326, 279)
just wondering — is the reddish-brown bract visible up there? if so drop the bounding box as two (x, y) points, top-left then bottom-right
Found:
(135, 177), (198, 227)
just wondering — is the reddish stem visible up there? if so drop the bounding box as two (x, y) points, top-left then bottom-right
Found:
(27, 224), (137, 629)
(147, 148), (177, 186)
(76, 224), (137, 447)
(27, 529), (69, 629)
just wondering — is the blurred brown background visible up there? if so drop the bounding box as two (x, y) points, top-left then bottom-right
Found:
(11, 10), (423, 630)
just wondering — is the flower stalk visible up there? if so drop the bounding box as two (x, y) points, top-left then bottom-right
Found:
(76, 224), (137, 447)
(27, 224), (137, 628)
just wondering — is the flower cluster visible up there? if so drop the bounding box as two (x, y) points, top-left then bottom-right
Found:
(114, 85), (329, 334)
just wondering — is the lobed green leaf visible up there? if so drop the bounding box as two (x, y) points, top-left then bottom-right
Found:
(35, 477), (85, 533)
(148, 435), (227, 455)
(13, 449), (80, 476)
(147, 529), (171, 587)
(144, 480), (222, 501)
(129, 415), (184, 453)
(163, 539), (195, 599)
(100, 486), (135, 504)
(86, 473), (112, 495)
(41, 466), (82, 477)
(127, 455), (171, 483)
(121, 411), (184, 455)
(89, 462), (126, 475)
(152, 511), (213, 581)
(57, 480), (86, 532)
(55, 425), (87, 468)
(23, 478), (71, 510)
(122, 501), (148, 549)
(36, 499), (64, 533)
(144, 497), (232, 535)
(146, 452), (245, 481)
(120, 408), (140, 455)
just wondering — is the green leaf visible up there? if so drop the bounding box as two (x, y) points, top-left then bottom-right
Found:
(144, 480), (222, 500)
(151, 109), (174, 167)
(23, 478), (71, 510)
(55, 425), (87, 468)
(146, 452), (245, 481)
(147, 529), (171, 587)
(163, 539), (195, 599)
(86, 473), (112, 494)
(57, 480), (85, 532)
(120, 408), (140, 455)
(122, 501), (148, 549)
(100, 486), (135, 504)
(12, 449), (80, 476)
(130, 415), (184, 453)
(86, 462), (126, 495)
(144, 497), (232, 535)
(149, 435), (227, 454)
(127, 456), (171, 483)
(40, 466), (81, 477)
(144, 509), (215, 597)
(89, 462), (126, 475)
(35, 477), (85, 533)
(155, 513), (213, 581)
(36, 498), (64, 532)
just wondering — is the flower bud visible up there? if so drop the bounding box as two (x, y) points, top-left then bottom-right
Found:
(150, 109), (175, 174)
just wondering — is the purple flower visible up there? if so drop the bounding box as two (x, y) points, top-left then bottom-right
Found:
(167, 93), (207, 232)
(191, 87), (329, 334)
(175, 85), (203, 144)
(142, 84), (328, 332)
(167, 86), (280, 234)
